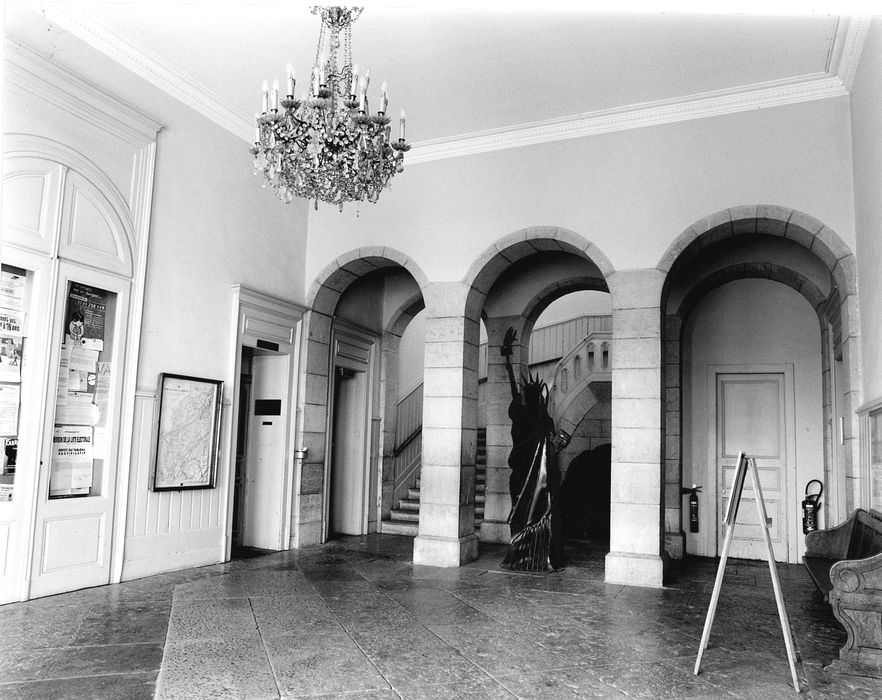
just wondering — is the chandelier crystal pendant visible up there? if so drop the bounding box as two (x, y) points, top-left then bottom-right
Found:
(251, 6), (410, 211)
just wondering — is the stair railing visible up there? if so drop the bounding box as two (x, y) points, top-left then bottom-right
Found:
(549, 330), (612, 418)
(390, 382), (422, 508)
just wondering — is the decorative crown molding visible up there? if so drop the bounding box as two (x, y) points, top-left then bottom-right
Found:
(41, 5), (253, 140)
(836, 16), (872, 91)
(4, 42), (162, 147)
(39, 9), (871, 165)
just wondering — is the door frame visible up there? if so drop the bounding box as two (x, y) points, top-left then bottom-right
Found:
(706, 363), (797, 562)
(225, 285), (305, 560)
(323, 320), (378, 542)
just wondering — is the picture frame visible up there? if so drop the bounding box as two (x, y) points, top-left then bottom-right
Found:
(152, 373), (223, 491)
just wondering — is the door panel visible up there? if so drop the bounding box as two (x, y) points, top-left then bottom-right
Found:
(29, 265), (128, 598)
(717, 373), (789, 561)
(330, 369), (367, 535)
(242, 354), (288, 550)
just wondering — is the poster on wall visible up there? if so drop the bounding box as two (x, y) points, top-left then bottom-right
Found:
(0, 336), (23, 382)
(64, 283), (106, 351)
(50, 425), (93, 497)
(0, 269), (25, 312)
(152, 373), (223, 491)
(0, 384), (20, 436)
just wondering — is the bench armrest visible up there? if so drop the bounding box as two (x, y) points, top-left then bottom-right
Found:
(805, 509), (859, 559)
(830, 549), (882, 593)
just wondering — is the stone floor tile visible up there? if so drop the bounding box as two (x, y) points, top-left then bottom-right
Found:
(0, 671), (157, 700)
(165, 597), (258, 642)
(157, 637), (278, 700)
(1, 643), (164, 683)
(497, 665), (627, 698)
(70, 599), (172, 646)
(241, 569), (316, 597)
(0, 603), (90, 651)
(264, 630), (390, 696)
(396, 676), (517, 699)
(591, 658), (732, 698)
(250, 594), (343, 638)
(171, 573), (248, 600)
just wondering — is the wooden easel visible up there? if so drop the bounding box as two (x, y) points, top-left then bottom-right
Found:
(693, 451), (800, 692)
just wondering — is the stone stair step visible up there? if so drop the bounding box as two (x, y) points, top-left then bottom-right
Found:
(407, 488), (421, 500)
(398, 500), (420, 512)
(390, 509), (420, 522)
(380, 520), (418, 536)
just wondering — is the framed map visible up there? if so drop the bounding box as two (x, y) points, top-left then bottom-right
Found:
(152, 373), (223, 490)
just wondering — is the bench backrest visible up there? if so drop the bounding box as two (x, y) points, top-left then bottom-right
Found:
(847, 510), (882, 560)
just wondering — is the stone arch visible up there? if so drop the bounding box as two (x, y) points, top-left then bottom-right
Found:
(460, 227), (615, 549)
(676, 262), (828, 321)
(296, 249), (428, 547)
(659, 205), (862, 561)
(657, 205), (856, 296)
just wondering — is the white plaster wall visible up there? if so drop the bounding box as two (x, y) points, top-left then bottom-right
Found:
(306, 97), (856, 286)
(398, 309), (426, 398)
(851, 19), (882, 403)
(682, 279), (823, 559)
(4, 22), (310, 579)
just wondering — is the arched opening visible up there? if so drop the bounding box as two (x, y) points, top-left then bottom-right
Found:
(659, 208), (861, 564)
(296, 252), (427, 547)
(464, 227), (615, 570)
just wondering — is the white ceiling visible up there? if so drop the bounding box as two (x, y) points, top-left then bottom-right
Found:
(3, 2), (872, 161)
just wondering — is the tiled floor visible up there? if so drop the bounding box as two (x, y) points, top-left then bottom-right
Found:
(2, 535), (882, 699)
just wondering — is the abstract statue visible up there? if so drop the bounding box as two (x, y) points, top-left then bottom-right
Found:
(500, 327), (569, 571)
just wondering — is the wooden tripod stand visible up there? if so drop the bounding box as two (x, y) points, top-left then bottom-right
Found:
(693, 451), (800, 691)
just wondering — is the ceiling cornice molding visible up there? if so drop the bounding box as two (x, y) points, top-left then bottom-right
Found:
(4, 42), (162, 147)
(407, 75), (848, 164)
(40, 9), (869, 165)
(835, 15), (872, 91)
(42, 5), (253, 139)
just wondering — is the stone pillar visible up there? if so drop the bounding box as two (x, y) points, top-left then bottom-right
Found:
(413, 282), (480, 566)
(293, 309), (332, 547)
(664, 314), (684, 558)
(605, 269), (666, 587)
(481, 316), (529, 543)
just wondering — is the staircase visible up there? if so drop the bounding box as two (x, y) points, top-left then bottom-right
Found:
(475, 428), (486, 530)
(381, 427), (488, 536)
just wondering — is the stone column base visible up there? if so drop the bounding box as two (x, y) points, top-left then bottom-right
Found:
(413, 533), (479, 567)
(665, 530), (686, 559)
(479, 520), (511, 544)
(605, 551), (665, 588)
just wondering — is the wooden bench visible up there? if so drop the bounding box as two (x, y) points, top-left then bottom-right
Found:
(803, 508), (882, 678)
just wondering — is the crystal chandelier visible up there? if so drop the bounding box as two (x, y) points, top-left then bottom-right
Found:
(251, 6), (409, 210)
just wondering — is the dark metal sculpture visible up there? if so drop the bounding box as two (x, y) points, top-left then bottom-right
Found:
(500, 327), (569, 570)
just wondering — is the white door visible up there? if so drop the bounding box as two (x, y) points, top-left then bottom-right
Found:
(716, 372), (792, 562)
(242, 354), (288, 550)
(330, 368), (368, 535)
(30, 265), (129, 598)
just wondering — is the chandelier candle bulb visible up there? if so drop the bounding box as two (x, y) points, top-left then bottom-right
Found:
(261, 80), (268, 113)
(399, 110), (406, 141)
(287, 64), (295, 97)
(271, 79), (279, 111)
(380, 82), (388, 114)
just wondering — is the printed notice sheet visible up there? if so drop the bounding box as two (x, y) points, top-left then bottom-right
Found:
(50, 425), (93, 496)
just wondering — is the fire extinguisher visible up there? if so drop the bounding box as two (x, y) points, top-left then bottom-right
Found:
(802, 480), (823, 535)
(681, 484), (702, 532)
